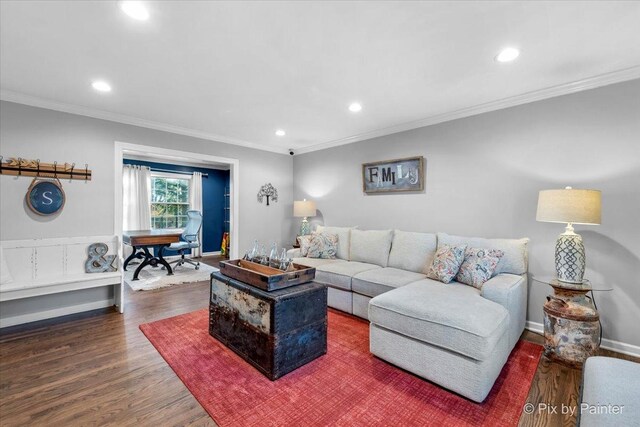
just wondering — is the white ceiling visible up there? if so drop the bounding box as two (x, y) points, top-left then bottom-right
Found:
(2, 1), (640, 155)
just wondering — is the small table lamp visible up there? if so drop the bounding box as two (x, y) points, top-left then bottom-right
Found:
(294, 199), (316, 236)
(536, 187), (601, 283)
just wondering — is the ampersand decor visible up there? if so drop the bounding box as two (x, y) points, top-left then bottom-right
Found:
(257, 183), (278, 206)
(85, 243), (117, 273)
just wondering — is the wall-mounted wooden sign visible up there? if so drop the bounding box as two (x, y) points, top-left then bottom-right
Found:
(362, 156), (424, 194)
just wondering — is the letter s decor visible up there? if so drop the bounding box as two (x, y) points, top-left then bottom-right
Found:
(26, 177), (66, 216)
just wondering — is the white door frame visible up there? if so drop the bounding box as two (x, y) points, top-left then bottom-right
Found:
(114, 141), (240, 311)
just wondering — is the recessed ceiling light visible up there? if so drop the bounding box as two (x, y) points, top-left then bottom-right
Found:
(275, 129), (286, 136)
(349, 102), (362, 113)
(91, 81), (112, 93)
(119, 1), (149, 21)
(495, 47), (520, 63)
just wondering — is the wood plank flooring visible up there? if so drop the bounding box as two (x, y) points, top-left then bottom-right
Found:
(1, 258), (637, 426)
(517, 330), (638, 427)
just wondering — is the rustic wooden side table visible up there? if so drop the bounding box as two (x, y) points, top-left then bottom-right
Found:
(534, 277), (612, 368)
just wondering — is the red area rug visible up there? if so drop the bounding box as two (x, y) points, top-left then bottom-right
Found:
(140, 309), (542, 426)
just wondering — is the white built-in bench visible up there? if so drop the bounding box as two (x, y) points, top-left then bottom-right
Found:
(0, 236), (123, 328)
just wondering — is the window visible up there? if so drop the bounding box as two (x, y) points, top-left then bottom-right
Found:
(151, 175), (190, 229)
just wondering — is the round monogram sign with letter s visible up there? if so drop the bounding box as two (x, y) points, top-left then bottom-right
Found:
(26, 178), (66, 216)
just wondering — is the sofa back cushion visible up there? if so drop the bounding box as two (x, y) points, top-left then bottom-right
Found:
(387, 230), (437, 274)
(315, 225), (355, 260)
(437, 232), (529, 275)
(350, 229), (394, 267)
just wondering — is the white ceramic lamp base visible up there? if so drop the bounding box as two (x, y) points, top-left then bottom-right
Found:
(555, 224), (586, 284)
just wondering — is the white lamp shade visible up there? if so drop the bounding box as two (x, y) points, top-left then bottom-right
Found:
(536, 188), (601, 225)
(293, 200), (316, 217)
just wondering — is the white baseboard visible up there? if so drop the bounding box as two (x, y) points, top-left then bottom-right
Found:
(202, 251), (221, 256)
(525, 321), (640, 358)
(0, 299), (115, 328)
(525, 320), (544, 335)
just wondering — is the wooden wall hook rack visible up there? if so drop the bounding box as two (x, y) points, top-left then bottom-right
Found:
(0, 156), (92, 181)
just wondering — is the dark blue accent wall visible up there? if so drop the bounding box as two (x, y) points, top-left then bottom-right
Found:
(123, 159), (230, 254)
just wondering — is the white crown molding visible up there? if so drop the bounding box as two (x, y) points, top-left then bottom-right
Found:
(295, 66), (640, 155)
(0, 90), (285, 155)
(526, 321), (640, 358)
(123, 153), (230, 170)
(3, 65), (639, 156)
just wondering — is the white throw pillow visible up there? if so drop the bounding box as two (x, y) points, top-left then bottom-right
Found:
(437, 233), (529, 276)
(349, 229), (394, 267)
(315, 225), (356, 260)
(0, 246), (14, 286)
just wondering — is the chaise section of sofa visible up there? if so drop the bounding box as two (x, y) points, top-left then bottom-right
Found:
(369, 279), (511, 402)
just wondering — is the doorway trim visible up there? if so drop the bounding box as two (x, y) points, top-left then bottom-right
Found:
(114, 141), (240, 310)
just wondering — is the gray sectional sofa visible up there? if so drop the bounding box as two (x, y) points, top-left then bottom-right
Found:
(288, 226), (529, 402)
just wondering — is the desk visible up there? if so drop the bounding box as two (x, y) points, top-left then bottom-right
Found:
(123, 230), (182, 281)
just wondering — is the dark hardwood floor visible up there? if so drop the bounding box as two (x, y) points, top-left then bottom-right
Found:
(1, 258), (637, 426)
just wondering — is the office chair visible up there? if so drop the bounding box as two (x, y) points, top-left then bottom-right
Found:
(168, 210), (203, 270)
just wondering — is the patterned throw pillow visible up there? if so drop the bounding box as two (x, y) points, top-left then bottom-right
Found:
(426, 244), (467, 284)
(297, 234), (314, 257)
(455, 247), (505, 289)
(306, 233), (339, 259)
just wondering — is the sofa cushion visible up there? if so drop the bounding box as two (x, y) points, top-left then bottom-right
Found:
(307, 233), (338, 259)
(369, 279), (509, 361)
(580, 356), (640, 427)
(316, 225), (355, 260)
(426, 244), (467, 283)
(350, 229), (394, 267)
(316, 261), (381, 291)
(437, 233), (529, 275)
(292, 257), (345, 269)
(387, 230), (437, 274)
(352, 268), (427, 298)
(455, 248), (504, 289)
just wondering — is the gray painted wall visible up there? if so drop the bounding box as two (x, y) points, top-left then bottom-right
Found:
(0, 101), (294, 251)
(294, 79), (640, 347)
(0, 101), (293, 322)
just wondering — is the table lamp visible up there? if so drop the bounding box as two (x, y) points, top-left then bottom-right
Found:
(536, 187), (601, 283)
(293, 199), (316, 236)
